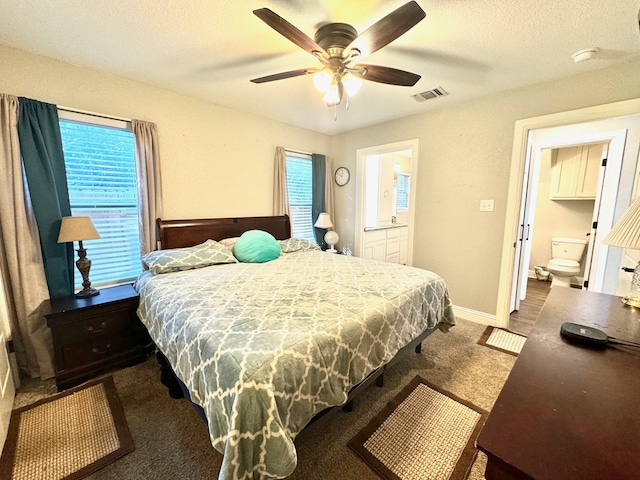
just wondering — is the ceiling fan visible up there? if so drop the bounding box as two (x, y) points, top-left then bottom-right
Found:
(250, 1), (426, 109)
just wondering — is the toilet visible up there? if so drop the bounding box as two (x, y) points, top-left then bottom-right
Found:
(546, 237), (588, 288)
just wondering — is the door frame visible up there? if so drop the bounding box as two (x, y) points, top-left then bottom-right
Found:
(355, 139), (419, 263)
(497, 98), (640, 328)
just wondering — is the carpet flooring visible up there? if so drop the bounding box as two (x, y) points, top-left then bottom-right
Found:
(12, 318), (516, 480)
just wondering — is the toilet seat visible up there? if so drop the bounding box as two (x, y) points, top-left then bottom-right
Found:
(547, 259), (580, 274)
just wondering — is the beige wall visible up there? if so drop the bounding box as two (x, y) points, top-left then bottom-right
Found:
(3, 43), (640, 318)
(331, 59), (640, 315)
(529, 149), (594, 278)
(0, 45), (330, 219)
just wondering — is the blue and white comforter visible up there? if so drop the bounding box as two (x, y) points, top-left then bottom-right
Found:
(135, 250), (455, 479)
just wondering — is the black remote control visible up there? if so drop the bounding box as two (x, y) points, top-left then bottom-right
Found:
(560, 322), (609, 347)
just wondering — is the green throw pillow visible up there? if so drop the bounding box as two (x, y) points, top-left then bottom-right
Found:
(233, 230), (281, 263)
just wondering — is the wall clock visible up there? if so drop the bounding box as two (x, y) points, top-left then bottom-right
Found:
(334, 167), (350, 186)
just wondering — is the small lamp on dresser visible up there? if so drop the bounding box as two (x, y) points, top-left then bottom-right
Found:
(58, 216), (101, 298)
(603, 196), (640, 308)
(314, 213), (339, 253)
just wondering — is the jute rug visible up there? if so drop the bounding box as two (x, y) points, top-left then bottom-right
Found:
(348, 376), (487, 480)
(0, 376), (134, 480)
(477, 326), (527, 356)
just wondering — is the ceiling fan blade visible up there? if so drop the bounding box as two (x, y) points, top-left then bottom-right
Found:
(345, 1), (426, 61)
(250, 68), (312, 84)
(253, 8), (328, 59)
(352, 64), (421, 86)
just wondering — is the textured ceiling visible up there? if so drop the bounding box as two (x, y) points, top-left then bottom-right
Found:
(1, 0), (639, 135)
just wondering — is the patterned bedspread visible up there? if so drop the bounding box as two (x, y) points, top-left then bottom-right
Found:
(135, 250), (455, 479)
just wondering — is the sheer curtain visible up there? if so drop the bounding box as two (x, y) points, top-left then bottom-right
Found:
(0, 94), (54, 379)
(132, 120), (164, 254)
(273, 146), (290, 217)
(312, 154), (327, 246)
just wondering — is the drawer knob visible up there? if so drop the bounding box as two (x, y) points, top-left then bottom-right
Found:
(87, 321), (107, 333)
(91, 344), (111, 355)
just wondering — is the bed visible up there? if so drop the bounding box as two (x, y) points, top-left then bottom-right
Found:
(134, 215), (456, 480)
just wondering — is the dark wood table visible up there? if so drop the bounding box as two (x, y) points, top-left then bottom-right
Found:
(477, 287), (640, 480)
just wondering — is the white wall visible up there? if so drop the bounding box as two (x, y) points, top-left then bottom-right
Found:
(0, 45), (331, 220)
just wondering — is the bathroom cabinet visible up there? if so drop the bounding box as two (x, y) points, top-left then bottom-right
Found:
(549, 143), (605, 200)
(362, 226), (408, 264)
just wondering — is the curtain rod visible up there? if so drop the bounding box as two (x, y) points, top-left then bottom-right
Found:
(58, 105), (131, 123)
(286, 148), (313, 156)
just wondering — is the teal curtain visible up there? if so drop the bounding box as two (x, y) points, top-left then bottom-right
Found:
(17, 98), (74, 298)
(311, 153), (327, 248)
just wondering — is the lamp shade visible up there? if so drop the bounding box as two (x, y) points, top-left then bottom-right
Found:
(602, 196), (640, 249)
(57, 216), (100, 243)
(314, 213), (334, 229)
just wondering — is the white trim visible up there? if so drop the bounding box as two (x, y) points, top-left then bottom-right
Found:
(452, 305), (498, 326)
(497, 98), (640, 329)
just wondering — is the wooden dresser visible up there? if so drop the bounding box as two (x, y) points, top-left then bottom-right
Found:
(44, 284), (153, 391)
(477, 287), (640, 479)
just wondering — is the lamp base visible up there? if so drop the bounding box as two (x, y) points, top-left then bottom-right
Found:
(75, 287), (99, 298)
(326, 247), (337, 253)
(621, 294), (640, 308)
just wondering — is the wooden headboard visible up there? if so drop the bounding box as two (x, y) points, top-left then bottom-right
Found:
(157, 215), (291, 249)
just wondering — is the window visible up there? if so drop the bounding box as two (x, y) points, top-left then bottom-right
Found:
(396, 173), (410, 212)
(285, 151), (315, 241)
(59, 112), (141, 289)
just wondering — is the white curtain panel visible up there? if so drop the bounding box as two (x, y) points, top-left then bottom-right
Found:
(132, 120), (164, 254)
(0, 93), (54, 379)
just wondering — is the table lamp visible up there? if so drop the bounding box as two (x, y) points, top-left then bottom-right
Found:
(314, 213), (339, 253)
(602, 196), (640, 307)
(58, 216), (101, 298)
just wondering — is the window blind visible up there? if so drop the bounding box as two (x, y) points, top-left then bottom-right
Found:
(285, 152), (315, 241)
(397, 173), (410, 211)
(59, 118), (141, 288)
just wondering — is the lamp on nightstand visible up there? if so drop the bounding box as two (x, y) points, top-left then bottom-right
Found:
(603, 196), (640, 308)
(58, 216), (101, 298)
(314, 213), (339, 253)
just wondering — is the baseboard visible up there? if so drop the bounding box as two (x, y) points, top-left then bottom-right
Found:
(452, 305), (499, 327)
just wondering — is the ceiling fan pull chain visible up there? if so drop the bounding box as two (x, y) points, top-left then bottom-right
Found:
(333, 103), (338, 121)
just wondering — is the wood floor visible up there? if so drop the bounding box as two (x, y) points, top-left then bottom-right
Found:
(509, 279), (552, 336)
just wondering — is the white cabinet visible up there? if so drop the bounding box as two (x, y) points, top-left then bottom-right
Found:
(550, 143), (605, 200)
(362, 230), (387, 262)
(362, 226), (408, 264)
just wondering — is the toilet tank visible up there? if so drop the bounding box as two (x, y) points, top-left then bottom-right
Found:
(551, 237), (588, 261)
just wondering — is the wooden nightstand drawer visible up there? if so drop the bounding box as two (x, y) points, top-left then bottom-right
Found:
(56, 309), (132, 346)
(62, 334), (137, 367)
(43, 284), (153, 391)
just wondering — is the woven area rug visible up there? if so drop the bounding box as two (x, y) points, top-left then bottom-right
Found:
(348, 376), (487, 480)
(0, 376), (133, 480)
(477, 326), (527, 356)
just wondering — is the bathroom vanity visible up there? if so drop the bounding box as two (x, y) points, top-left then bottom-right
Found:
(477, 287), (640, 479)
(361, 224), (408, 264)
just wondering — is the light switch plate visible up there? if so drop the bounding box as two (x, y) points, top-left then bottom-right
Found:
(480, 199), (494, 212)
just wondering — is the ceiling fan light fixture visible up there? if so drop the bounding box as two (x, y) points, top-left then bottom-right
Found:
(323, 83), (342, 105)
(313, 70), (333, 92)
(342, 72), (362, 96)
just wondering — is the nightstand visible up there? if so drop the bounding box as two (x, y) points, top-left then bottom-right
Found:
(43, 283), (153, 391)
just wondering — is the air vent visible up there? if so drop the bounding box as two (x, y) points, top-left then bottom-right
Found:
(411, 87), (448, 102)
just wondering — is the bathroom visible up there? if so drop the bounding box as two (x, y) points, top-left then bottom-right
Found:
(528, 143), (605, 290)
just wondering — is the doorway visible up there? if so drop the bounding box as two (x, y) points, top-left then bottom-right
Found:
(497, 99), (640, 330)
(355, 139), (419, 264)
(510, 132), (623, 315)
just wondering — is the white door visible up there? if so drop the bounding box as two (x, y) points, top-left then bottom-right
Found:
(0, 268), (16, 454)
(0, 271), (16, 452)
